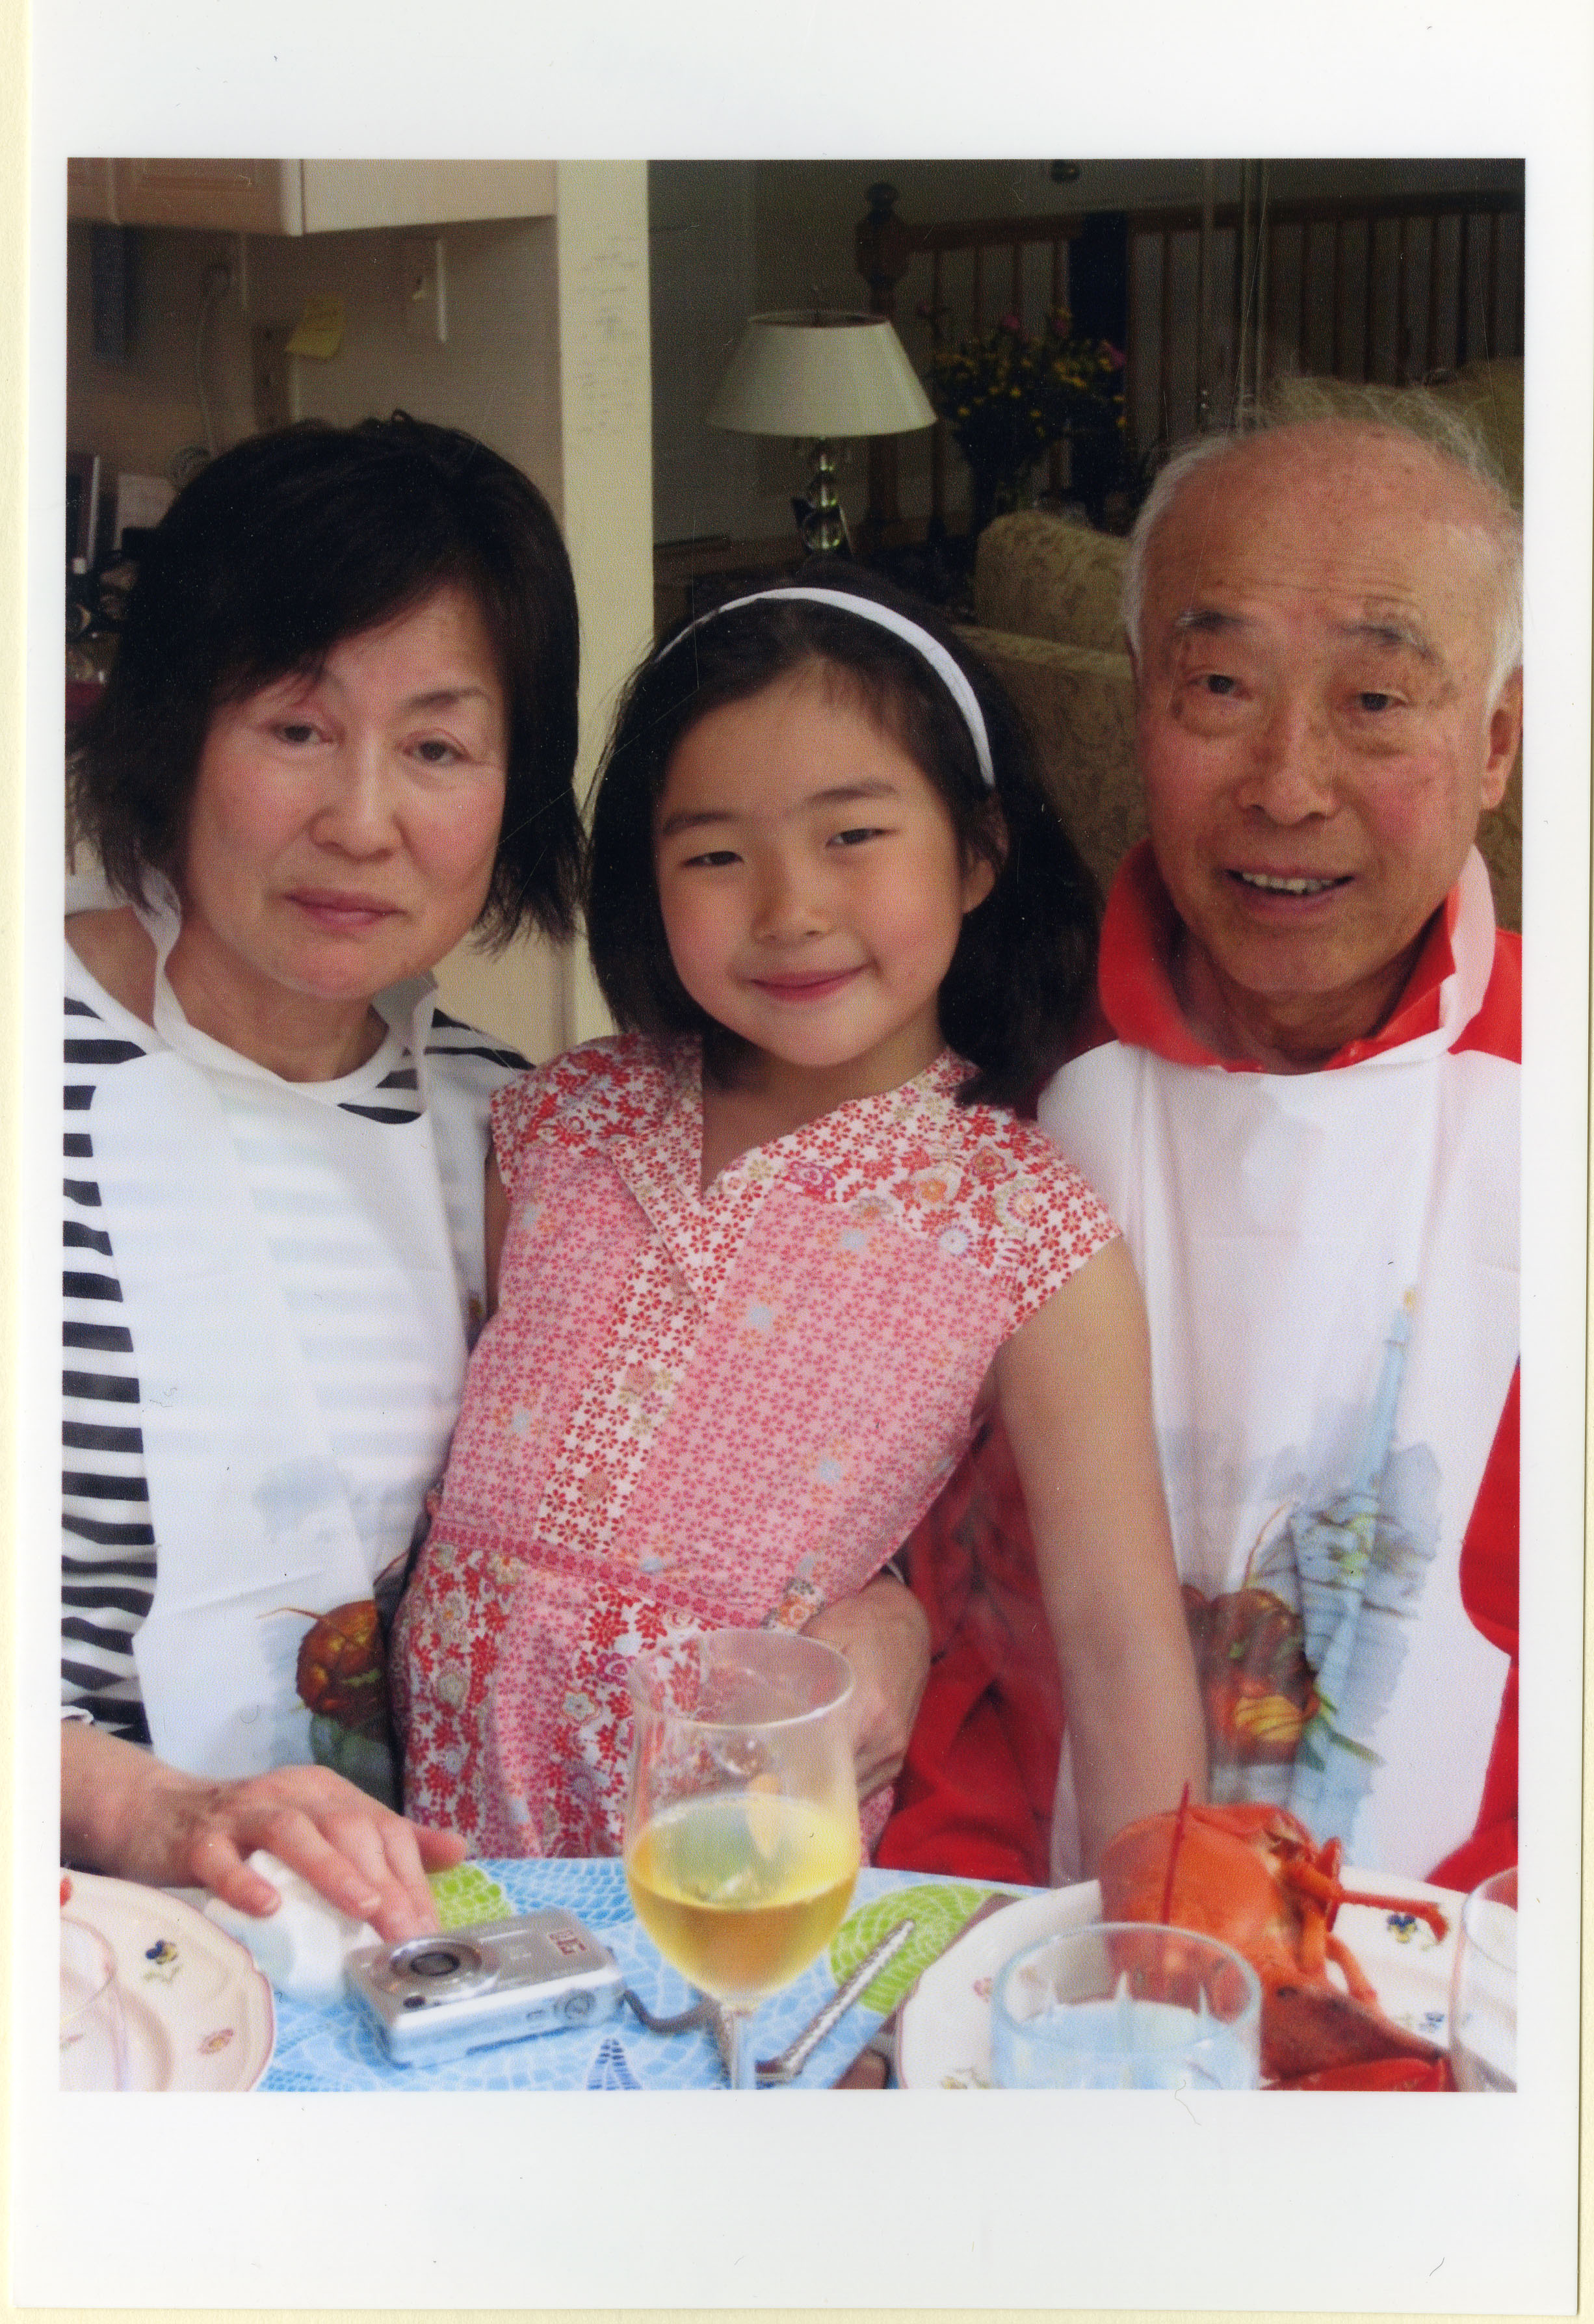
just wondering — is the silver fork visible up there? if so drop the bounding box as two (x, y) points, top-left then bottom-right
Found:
(755, 1916), (915, 2084)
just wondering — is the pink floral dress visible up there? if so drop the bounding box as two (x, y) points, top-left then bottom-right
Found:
(392, 1036), (1116, 1857)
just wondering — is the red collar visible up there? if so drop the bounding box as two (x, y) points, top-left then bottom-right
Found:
(1096, 843), (1472, 1073)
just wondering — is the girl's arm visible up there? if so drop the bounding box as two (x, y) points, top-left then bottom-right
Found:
(994, 1236), (1206, 1875)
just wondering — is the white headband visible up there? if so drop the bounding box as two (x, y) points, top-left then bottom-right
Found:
(656, 585), (997, 790)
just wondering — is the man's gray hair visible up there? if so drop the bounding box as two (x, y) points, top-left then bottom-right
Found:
(1121, 384), (1524, 702)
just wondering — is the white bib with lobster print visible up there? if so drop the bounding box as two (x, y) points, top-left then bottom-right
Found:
(1039, 919), (1518, 1882)
(86, 919), (475, 1785)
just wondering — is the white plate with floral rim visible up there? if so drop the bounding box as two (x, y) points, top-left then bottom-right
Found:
(896, 1869), (1462, 2089)
(60, 1873), (275, 2091)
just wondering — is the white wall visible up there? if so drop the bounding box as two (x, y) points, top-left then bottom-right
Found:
(649, 162), (757, 545)
(554, 160), (654, 1046)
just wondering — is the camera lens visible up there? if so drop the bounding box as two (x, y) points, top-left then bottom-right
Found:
(408, 1947), (462, 1979)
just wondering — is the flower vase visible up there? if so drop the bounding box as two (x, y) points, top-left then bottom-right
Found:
(969, 463), (1033, 539)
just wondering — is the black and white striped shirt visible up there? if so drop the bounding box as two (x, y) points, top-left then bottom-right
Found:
(62, 956), (527, 1745)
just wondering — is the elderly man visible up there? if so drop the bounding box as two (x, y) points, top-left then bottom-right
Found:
(878, 410), (1521, 1893)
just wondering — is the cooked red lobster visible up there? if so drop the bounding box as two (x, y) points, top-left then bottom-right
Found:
(1097, 1796), (1453, 2087)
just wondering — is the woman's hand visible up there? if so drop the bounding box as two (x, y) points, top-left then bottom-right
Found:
(802, 1572), (932, 1801)
(60, 1721), (467, 1943)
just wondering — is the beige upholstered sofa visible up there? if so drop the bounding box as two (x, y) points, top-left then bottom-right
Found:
(965, 358), (1524, 931)
(967, 523), (1144, 907)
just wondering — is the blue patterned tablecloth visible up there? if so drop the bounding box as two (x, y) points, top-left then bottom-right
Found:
(260, 1861), (1009, 2093)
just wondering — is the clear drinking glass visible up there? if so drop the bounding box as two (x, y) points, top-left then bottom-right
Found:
(60, 1914), (131, 2091)
(1449, 1867), (1517, 2091)
(624, 1628), (861, 2090)
(991, 1922), (1262, 2089)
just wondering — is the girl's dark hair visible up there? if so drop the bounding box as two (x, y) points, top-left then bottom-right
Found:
(72, 414), (582, 945)
(586, 562), (1098, 1108)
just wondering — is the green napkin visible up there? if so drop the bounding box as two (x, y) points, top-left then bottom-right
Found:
(426, 1862), (516, 1931)
(828, 1881), (996, 2015)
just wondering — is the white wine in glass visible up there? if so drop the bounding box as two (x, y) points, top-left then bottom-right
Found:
(625, 1628), (860, 2087)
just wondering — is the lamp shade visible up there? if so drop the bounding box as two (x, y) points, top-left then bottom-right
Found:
(707, 311), (935, 439)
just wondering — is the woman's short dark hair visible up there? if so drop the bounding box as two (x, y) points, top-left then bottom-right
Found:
(72, 414), (582, 945)
(586, 563), (1098, 1108)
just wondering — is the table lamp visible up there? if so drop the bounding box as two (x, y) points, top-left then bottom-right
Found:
(707, 310), (934, 553)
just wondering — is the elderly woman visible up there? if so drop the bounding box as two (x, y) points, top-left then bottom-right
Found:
(62, 416), (928, 1941)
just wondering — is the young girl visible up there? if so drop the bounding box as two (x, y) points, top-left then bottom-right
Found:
(393, 570), (1205, 1869)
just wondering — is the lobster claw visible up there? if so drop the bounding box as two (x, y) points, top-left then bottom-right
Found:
(1262, 1977), (1444, 2084)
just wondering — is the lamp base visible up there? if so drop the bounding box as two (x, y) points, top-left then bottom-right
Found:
(800, 439), (848, 556)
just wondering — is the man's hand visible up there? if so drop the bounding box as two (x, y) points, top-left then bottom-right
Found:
(61, 1722), (467, 1943)
(802, 1572), (931, 1801)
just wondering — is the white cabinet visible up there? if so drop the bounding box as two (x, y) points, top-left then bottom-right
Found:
(110, 160), (304, 234)
(301, 162), (556, 234)
(72, 160), (558, 235)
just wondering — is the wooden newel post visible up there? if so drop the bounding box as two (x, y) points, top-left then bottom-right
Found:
(856, 181), (915, 547)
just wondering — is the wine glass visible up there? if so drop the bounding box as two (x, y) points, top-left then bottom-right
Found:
(990, 1923), (1262, 2089)
(624, 1628), (861, 2089)
(1449, 1866), (1517, 2091)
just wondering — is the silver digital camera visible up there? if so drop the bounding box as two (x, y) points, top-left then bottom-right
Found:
(345, 1908), (625, 2065)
